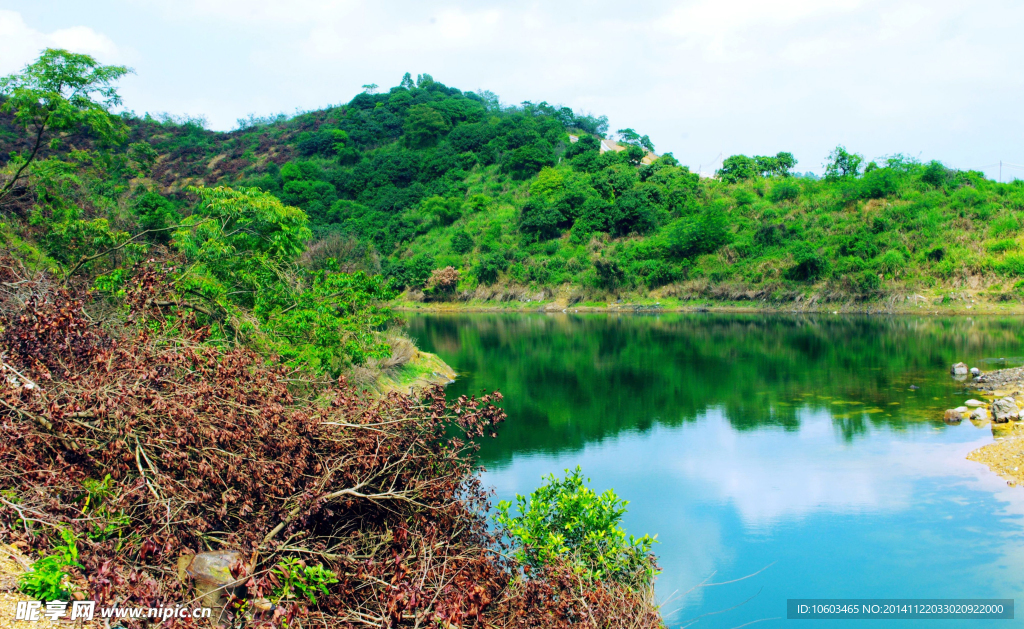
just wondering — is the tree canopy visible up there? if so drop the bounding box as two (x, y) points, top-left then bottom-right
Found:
(0, 48), (132, 200)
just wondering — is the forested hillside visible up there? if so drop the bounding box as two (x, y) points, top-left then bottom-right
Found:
(5, 70), (1024, 310)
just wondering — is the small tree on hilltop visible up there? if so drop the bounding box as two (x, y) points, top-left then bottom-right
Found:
(824, 145), (864, 180)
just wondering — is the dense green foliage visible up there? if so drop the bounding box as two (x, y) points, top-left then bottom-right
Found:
(0, 49), (398, 375)
(6, 59), (1021, 304)
(495, 467), (657, 586)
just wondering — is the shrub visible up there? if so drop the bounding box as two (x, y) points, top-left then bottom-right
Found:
(593, 257), (625, 288)
(768, 179), (800, 203)
(786, 241), (828, 281)
(451, 231), (474, 254)
(856, 270), (881, 292)
(997, 252), (1024, 276)
(859, 167), (901, 199)
(422, 196), (463, 226)
(495, 467), (657, 587)
(520, 198), (566, 242)
(474, 252), (508, 284)
(18, 530), (81, 601)
(393, 253), (436, 288)
(734, 188), (757, 206)
(990, 215), (1020, 238)
(612, 189), (658, 236)
(986, 239), (1018, 254)
(922, 160), (953, 188)
(631, 259), (679, 288)
(754, 223), (787, 248)
(877, 249), (906, 276)
(665, 202), (731, 259)
(426, 266), (460, 296)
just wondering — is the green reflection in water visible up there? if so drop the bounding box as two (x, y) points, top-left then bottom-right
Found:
(407, 313), (1024, 463)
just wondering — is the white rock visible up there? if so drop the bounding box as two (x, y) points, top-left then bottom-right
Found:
(965, 399), (986, 407)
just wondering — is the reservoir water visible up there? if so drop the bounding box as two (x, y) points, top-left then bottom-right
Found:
(407, 313), (1024, 627)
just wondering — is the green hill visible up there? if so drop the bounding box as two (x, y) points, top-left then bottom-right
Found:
(5, 71), (1024, 311)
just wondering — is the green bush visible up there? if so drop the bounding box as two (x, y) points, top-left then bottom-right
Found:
(19, 530), (81, 601)
(990, 215), (1020, 237)
(665, 202), (731, 259)
(986, 239), (1017, 254)
(786, 241), (828, 281)
(520, 198), (566, 242)
(858, 167), (901, 199)
(856, 270), (881, 292)
(997, 252), (1024, 276)
(877, 250), (906, 276)
(495, 467), (657, 587)
(451, 231), (474, 254)
(768, 179), (800, 202)
(734, 188), (757, 206)
(474, 252), (508, 284)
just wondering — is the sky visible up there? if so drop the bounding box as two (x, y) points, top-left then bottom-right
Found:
(2, 0), (1023, 179)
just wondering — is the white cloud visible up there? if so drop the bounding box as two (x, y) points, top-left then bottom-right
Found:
(0, 10), (124, 75)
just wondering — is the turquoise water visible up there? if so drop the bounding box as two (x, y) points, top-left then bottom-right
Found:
(407, 313), (1024, 627)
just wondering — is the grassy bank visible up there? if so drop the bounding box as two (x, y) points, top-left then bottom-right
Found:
(394, 285), (1024, 316)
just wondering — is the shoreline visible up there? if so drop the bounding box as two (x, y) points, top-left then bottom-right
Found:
(394, 298), (1024, 316)
(963, 368), (1024, 487)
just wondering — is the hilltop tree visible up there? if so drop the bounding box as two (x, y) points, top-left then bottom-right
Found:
(0, 48), (132, 202)
(824, 145), (864, 180)
(718, 152), (796, 182)
(617, 128), (655, 153)
(755, 152), (797, 177)
(717, 154), (758, 183)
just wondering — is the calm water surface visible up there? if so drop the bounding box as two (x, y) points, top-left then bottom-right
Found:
(406, 313), (1024, 628)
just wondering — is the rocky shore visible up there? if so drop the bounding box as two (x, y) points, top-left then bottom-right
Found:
(947, 362), (1024, 486)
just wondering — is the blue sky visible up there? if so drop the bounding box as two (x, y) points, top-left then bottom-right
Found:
(2, 1), (1023, 179)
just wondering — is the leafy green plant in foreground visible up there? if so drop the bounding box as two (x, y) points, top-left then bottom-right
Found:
(271, 557), (340, 605)
(18, 529), (82, 601)
(495, 467), (657, 588)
